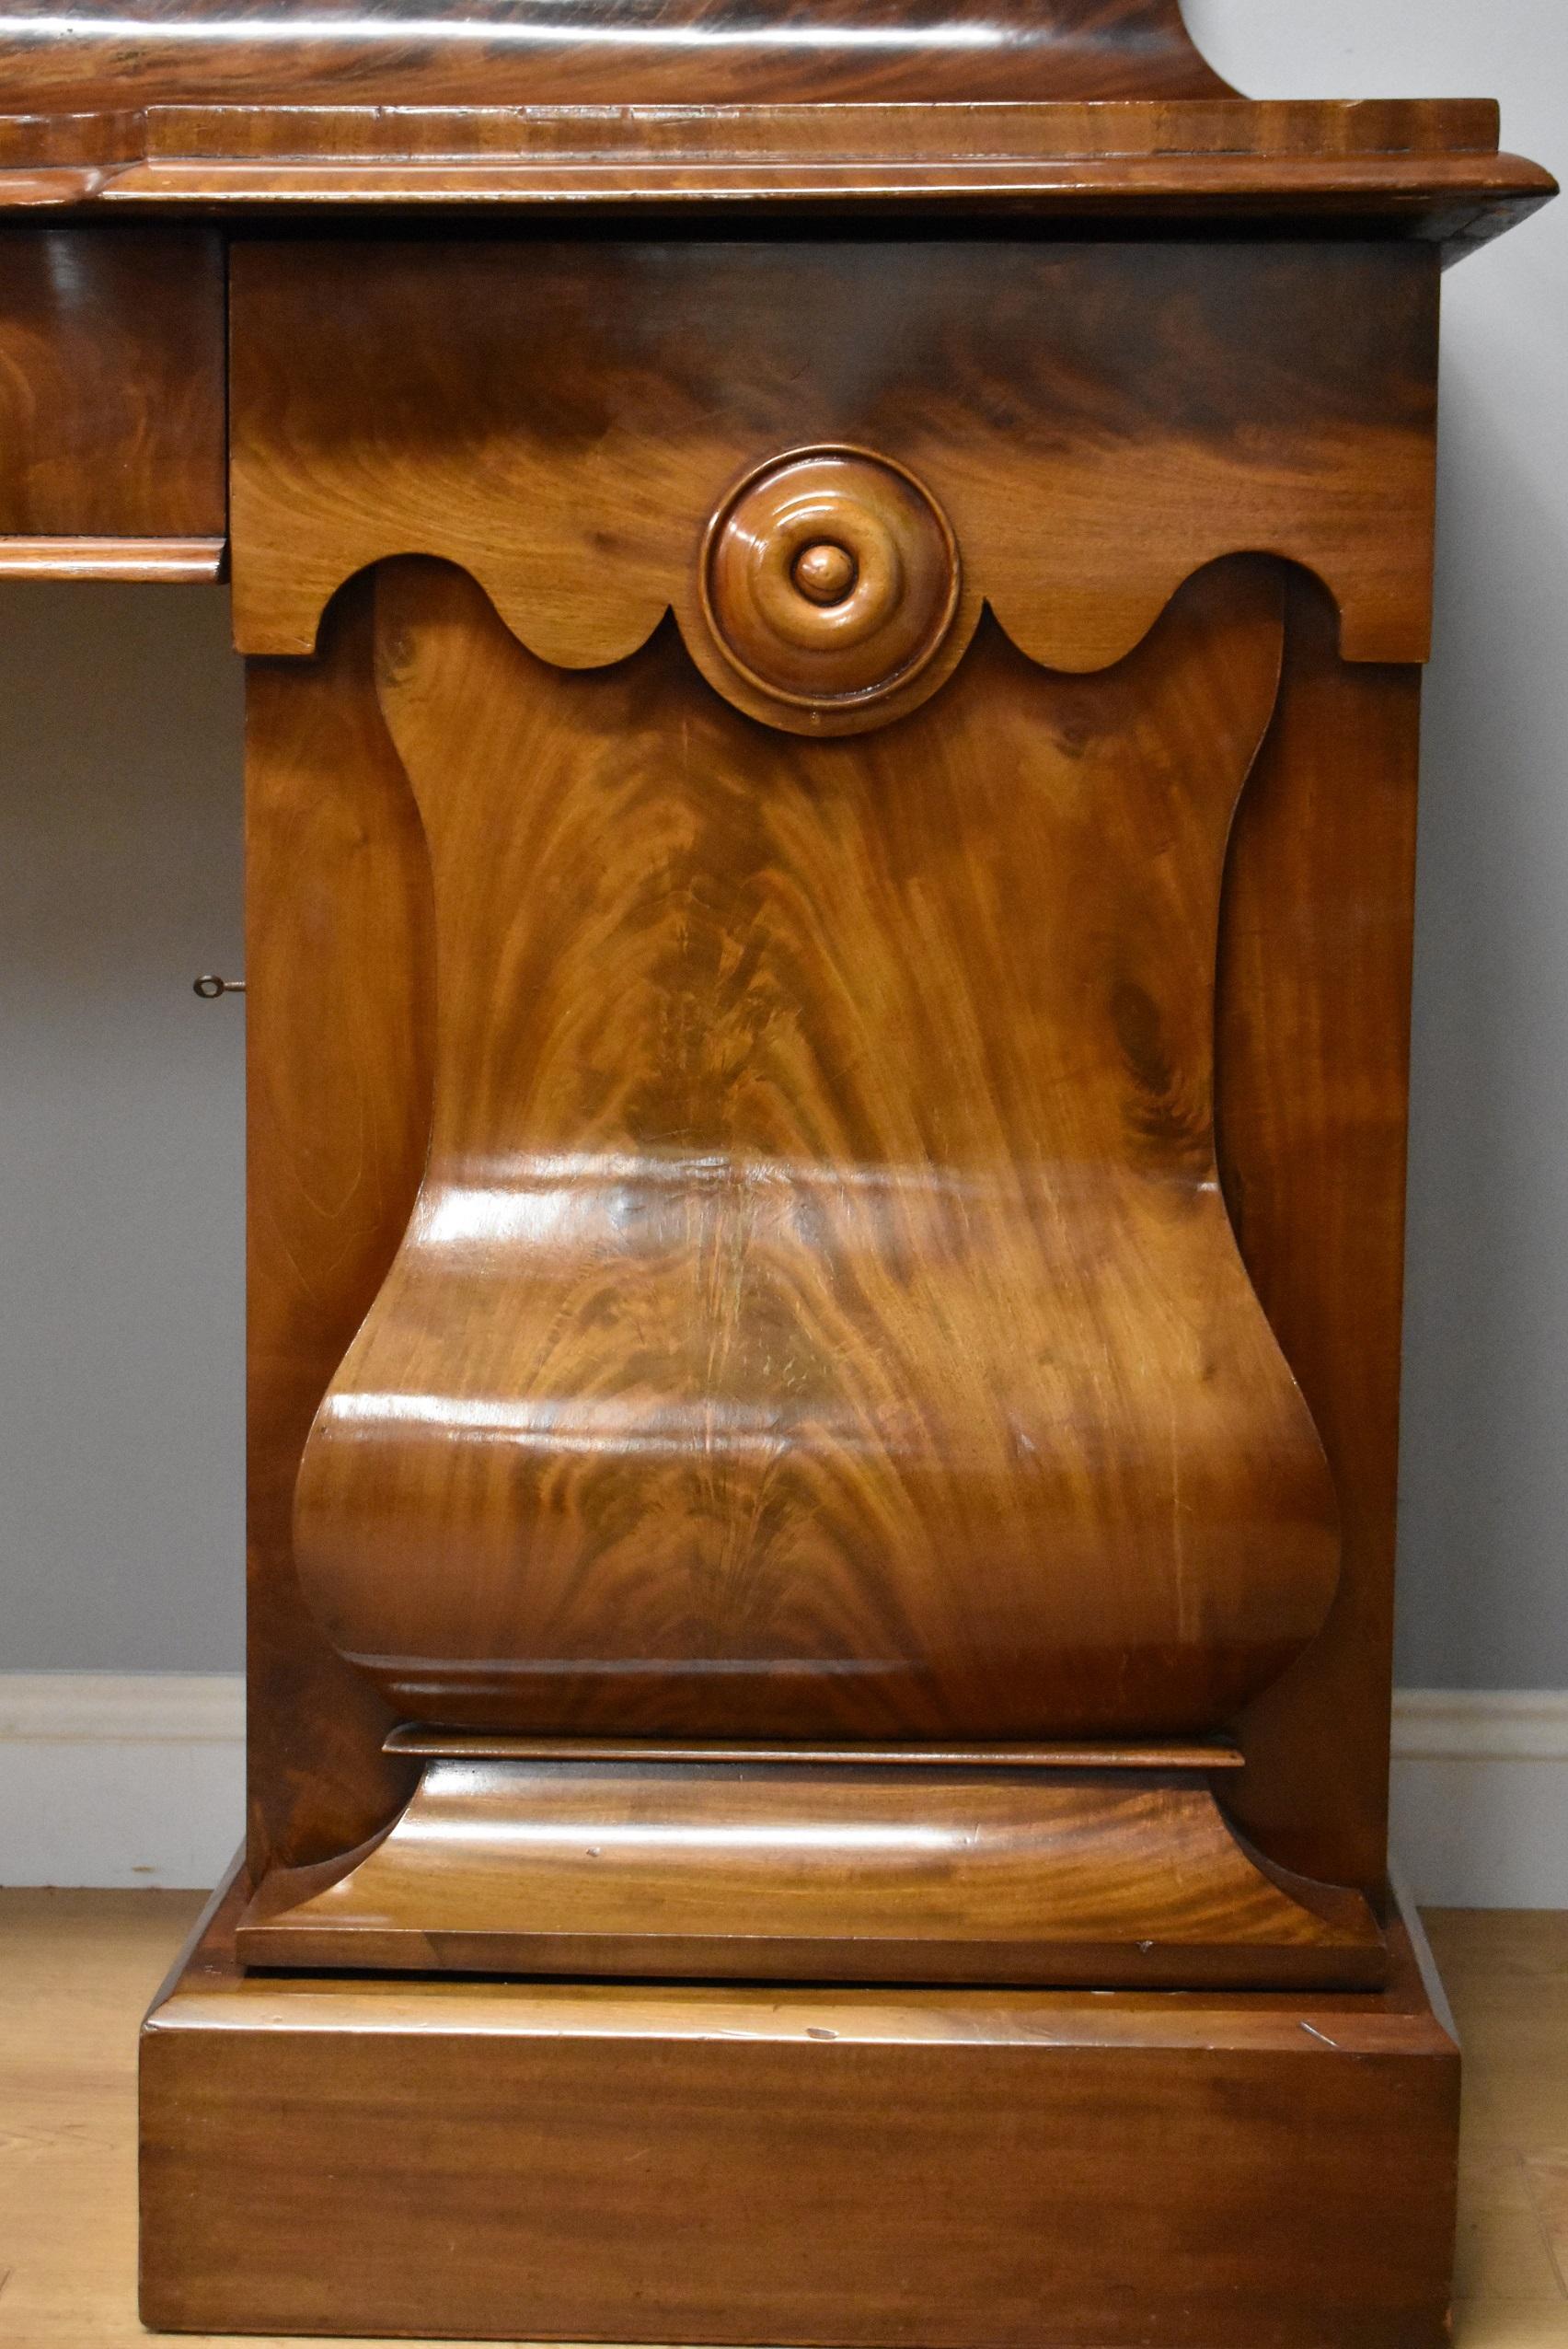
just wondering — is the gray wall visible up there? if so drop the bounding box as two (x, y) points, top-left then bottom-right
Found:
(1184, 3), (1568, 1686)
(1, 1), (1563, 1685)
(0, 584), (243, 1668)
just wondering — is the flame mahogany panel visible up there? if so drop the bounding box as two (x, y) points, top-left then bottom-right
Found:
(0, 227), (224, 542)
(0, 0), (1236, 114)
(235, 1757), (1382, 1988)
(287, 554), (1337, 1744)
(245, 580), (429, 1872)
(234, 233), (1441, 1889)
(1220, 579), (1424, 1888)
(229, 237), (1440, 671)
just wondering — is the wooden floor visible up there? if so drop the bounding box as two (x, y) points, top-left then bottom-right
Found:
(1, 1892), (1565, 2347)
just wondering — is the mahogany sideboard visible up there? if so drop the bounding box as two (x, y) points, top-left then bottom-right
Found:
(1, 2), (1554, 2340)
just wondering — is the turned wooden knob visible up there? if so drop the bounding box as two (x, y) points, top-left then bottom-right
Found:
(791, 540), (859, 606)
(700, 446), (960, 713)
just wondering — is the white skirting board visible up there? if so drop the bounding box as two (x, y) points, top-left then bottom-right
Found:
(1389, 1691), (1568, 1908)
(0, 1674), (245, 1893)
(0, 1674), (1564, 1904)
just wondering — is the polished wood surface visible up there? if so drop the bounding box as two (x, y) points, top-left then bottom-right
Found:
(0, 10), (1547, 2332)
(230, 237), (1441, 669)
(23, 94), (1505, 163)
(232, 229), (1450, 1898)
(0, 101), (1549, 242)
(1221, 580), (1425, 1888)
(9, 1890), (1560, 2349)
(138, 1865), (1455, 2345)
(236, 1755), (1382, 1986)
(288, 554), (1337, 1748)
(699, 444), (963, 730)
(0, 537), (224, 579)
(244, 578), (426, 1876)
(0, 1), (1242, 117)
(0, 229), (224, 545)
(0, 94), (1510, 163)
(381, 1727), (1247, 1766)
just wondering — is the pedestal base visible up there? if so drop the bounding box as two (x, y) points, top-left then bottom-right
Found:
(235, 1740), (1384, 1989)
(141, 1866), (1458, 2347)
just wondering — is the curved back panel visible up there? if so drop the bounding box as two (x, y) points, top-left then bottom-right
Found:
(0, 0), (1236, 110)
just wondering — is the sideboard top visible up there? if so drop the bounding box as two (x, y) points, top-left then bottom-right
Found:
(0, 0), (1552, 239)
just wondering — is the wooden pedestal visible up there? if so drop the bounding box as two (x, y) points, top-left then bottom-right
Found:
(0, 4), (1546, 2339)
(141, 1866), (1458, 2347)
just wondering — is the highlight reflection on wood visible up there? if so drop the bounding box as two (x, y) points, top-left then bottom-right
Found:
(144, 1868), (1457, 2347)
(229, 237), (1442, 671)
(1219, 578), (1426, 1891)
(291, 552), (1340, 1745)
(236, 1753), (1383, 1987)
(0, 0), (1544, 2325)
(698, 443), (964, 730)
(0, 228), (225, 546)
(230, 229), (1457, 1898)
(245, 580), (431, 1871)
(0, 0), (1239, 114)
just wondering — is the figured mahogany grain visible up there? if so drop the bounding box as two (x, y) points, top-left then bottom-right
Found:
(235, 1757), (1383, 1987)
(0, 5), (1543, 2331)
(3, 91), (1547, 245)
(245, 577), (429, 1874)
(143, 1863), (1458, 2346)
(288, 554), (1337, 1745)
(3, 103), (1548, 243)
(0, 0), (1237, 115)
(1219, 578), (1424, 1890)
(231, 233), (1452, 1886)
(98, 95), (1516, 167)
(229, 237), (1441, 671)
(235, 565), (1434, 1887)
(0, 228), (224, 541)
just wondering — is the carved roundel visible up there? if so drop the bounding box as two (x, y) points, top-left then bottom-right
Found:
(699, 446), (962, 722)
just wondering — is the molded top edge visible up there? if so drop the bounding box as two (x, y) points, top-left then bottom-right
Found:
(0, 4), (1551, 238)
(0, 99), (1551, 251)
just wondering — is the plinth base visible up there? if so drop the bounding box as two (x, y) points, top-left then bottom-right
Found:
(141, 1866), (1458, 2347)
(235, 1740), (1384, 1990)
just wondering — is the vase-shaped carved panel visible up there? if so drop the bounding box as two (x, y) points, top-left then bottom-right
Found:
(291, 551), (1338, 1742)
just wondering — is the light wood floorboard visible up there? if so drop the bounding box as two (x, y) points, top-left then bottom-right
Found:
(0, 1892), (1563, 2345)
